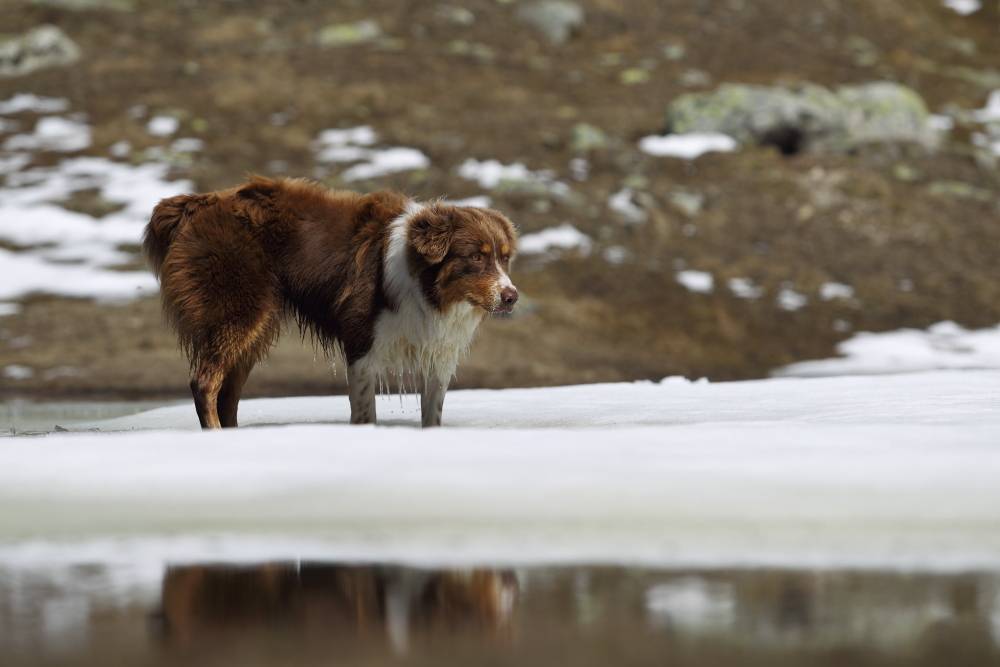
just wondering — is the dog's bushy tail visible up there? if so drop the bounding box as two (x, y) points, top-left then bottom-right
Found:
(142, 193), (214, 277)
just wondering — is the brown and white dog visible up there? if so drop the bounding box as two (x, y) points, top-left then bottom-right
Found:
(143, 176), (517, 429)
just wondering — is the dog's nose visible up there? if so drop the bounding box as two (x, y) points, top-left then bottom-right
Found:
(501, 286), (518, 307)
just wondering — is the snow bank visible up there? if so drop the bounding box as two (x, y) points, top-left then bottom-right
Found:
(775, 321), (1000, 377)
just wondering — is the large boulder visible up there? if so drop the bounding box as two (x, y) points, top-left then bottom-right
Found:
(663, 82), (936, 155)
(0, 25), (81, 78)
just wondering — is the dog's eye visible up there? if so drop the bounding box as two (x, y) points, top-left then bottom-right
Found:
(502, 254), (510, 262)
(470, 253), (483, 262)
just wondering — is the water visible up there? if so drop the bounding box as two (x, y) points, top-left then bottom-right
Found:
(1, 560), (998, 666)
(0, 401), (182, 435)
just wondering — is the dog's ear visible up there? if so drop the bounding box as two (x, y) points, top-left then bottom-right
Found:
(409, 207), (455, 264)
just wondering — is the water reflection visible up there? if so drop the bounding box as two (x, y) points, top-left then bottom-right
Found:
(153, 563), (517, 657)
(2, 562), (999, 666)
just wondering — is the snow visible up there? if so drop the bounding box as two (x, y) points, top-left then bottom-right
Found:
(638, 133), (739, 160)
(928, 114), (955, 132)
(0, 302), (21, 316)
(446, 195), (491, 208)
(728, 277), (764, 300)
(0, 93), (69, 115)
(518, 222), (592, 255)
(0, 370), (999, 571)
(676, 269), (713, 293)
(3, 116), (91, 152)
(312, 125), (430, 181)
(602, 245), (631, 264)
(340, 147), (430, 181)
(0, 155), (189, 300)
(777, 287), (808, 311)
(456, 158), (571, 198)
(775, 321), (1000, 377)
(819, 282), (854, 301)
(607, 187), (647, 222)
(0, 97), (193, 301)
(457, 158), (536, 188)
(972, 90), (1000, 123)
(942, 0), (981, 15)
(145, 115), (179, 137)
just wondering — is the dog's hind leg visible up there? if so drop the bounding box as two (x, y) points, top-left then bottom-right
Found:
(420, 374), (447, 428)
(190, 364), (226, 430)
(217, 359), (254, 428)
(347, 362), (376, 424)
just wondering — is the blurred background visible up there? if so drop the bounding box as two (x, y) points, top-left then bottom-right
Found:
(1, 0), (999, 401)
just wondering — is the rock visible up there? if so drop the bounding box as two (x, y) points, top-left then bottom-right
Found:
(0, 25), (81, 78)
(667, 191), (705, 218)
(662, 41), (685, 61)
(436, 6), (475, 25)
(517, 1), (584, 45)
(571, 123), (607, 151)
(315, 20), (382, 47)
(619, 68), (649, 85)
(664, 82), (936, 155)
(926, 181), (994, 202)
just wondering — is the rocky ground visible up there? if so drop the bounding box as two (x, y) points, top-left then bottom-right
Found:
(1, 0), (999, 400)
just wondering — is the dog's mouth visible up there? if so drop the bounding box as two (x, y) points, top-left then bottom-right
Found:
(490, 303), (516, 314)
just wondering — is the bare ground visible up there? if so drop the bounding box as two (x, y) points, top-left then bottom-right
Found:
(2, 0), (1000, 400)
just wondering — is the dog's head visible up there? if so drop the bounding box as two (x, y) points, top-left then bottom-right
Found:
(408, 204), (518, 314)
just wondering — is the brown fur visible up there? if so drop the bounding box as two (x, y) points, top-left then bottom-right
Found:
(142, 175), (517, 429)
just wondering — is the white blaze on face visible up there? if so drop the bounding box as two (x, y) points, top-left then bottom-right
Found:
(494, 261), (515, 302)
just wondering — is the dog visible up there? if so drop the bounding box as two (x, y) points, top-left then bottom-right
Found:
(142, 175), (518, 429)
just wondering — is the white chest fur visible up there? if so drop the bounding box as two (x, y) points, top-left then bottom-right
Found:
(358, 204), (485, 383)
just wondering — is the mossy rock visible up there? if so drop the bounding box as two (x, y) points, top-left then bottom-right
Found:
(664, 82), (935, 155)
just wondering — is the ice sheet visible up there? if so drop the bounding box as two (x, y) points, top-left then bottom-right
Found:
(0, 370), (997, 569)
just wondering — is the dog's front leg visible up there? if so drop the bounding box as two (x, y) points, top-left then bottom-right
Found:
(347, 362), (376, 424)
(420, 374), (447, 428)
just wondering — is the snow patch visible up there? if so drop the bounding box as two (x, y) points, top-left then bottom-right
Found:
(3, 364), (34, 380)
(676, 270), (714, 294)
(312, 126), (430, 181)
(775, 321), (1000, 377)
(819, 282), (854, 301)
(456, 158), (567, 196)
(0, 93), (70, 115)
(3, 117), (91, 152)
(777, 287), (808, 311)
(518, 223), (592, 255)
(942, 0), (981, 15)
(972, 90), (1000, 124)
(639, 133), (739, 160)
(0, 103), (193, 301)
(446, 195), (492, 208)
(607, 187), (647, 223)
(146, 116), (179, 137)
(728, 277), (764, 300)
(0, 302), (22, 316)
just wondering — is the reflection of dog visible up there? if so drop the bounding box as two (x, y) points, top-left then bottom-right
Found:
(155, 563), (518, 655)
(143, 176), (518, 429)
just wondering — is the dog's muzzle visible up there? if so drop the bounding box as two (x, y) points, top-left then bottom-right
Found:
(493, 286), (519, 314)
